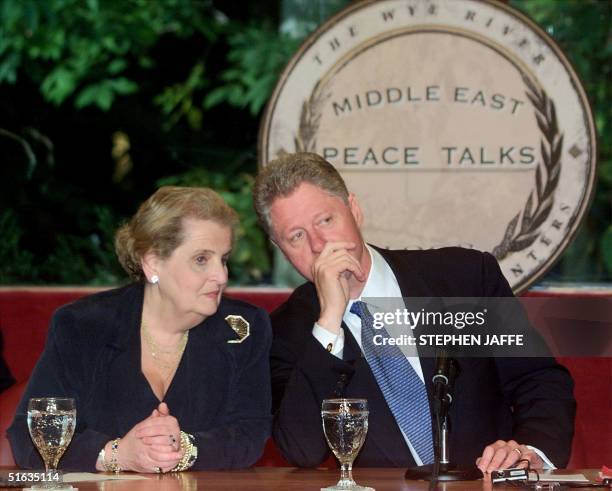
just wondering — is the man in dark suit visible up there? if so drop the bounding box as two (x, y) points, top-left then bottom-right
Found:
(253, 152), (575, 473)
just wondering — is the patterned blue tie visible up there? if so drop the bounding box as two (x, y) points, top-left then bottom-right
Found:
(350, 300), (434, 464)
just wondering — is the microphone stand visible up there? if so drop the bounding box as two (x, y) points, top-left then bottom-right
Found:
(405, 355), (482, 483)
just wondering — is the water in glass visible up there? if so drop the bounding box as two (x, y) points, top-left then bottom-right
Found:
(27, 398), (76, 489)
(321, 398), (373, 491)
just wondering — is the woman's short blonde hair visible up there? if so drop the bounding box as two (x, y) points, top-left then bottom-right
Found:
(115, 186), (239, 281)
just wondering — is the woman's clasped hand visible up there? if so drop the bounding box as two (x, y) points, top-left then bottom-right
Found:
(98, 402), (184, 473)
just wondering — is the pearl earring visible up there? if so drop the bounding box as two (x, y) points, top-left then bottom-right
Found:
(150, 275), (159, 284)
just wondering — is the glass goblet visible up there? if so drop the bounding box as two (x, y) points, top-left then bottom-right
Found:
(27, 398), (76, 488)
(321, 398), (372, 491)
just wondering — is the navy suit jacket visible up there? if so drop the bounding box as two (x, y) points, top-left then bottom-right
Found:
(270, 247), (575, 468)
(8, 283), (272, 471)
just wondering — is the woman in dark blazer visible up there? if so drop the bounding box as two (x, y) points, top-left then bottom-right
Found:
(8, 186), (272, 472)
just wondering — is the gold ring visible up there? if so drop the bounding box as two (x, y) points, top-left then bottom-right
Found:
(513, 447), (522, 456)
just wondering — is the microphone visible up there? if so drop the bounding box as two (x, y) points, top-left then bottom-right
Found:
(432, 350), (459, 465)
(432, 350), (456, 417)
(406, 350), (478, 481)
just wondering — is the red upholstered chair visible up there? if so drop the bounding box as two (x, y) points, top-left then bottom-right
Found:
(560, 357), (612, 468)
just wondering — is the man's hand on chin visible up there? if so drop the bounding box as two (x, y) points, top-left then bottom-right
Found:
(476, 440), (544, 475)
(313, 241), (365, 335)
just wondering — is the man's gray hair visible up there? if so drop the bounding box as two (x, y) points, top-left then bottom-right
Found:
(253, 152), (349, 237)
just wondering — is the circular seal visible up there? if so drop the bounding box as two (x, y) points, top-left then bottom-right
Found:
(259, 0), (597, 293)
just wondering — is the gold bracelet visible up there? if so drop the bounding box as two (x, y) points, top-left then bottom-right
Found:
(103, 438), (122, 473)
(171, 432), (197, 472)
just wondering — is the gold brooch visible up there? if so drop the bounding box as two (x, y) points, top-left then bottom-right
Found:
(225, 315), (250, 343)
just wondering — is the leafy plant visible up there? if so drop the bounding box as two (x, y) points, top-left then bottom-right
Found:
(204, 22), (301, 116)
(154, 62), (207, 130)
(39, 206), (127, 285)
(0, 209), (35, 283)
(0, 0), (220, 110)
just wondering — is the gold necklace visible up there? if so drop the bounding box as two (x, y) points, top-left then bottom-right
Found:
(141, 323), (189, 372)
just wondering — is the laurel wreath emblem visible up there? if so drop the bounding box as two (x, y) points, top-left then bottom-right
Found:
(279, 79), (330, 156)
(492, 75), (563, 260)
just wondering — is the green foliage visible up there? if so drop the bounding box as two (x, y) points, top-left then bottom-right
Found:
(0, 0), (218, 110)
(204, 23), (301, 116)
(75, 78), (138, 110)
(1, 0), (298, 125)
(157, 169), (271, 284)
(0, 0), (281, 286)
(0, 182), (125, 284)
(153, 22), (301, 128)
(0, 209), (35, 283)
(31, 207), (125, 285)
(154, 62), (207, 130)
